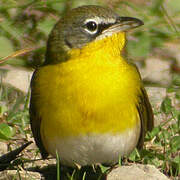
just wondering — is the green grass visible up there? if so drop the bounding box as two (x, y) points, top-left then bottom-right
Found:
(129, 93), (180, 178)
(0, 84), (29, 141)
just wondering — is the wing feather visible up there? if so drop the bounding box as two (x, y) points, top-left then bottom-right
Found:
(29, 70), (49, 159)
(136, 87), (154, 149)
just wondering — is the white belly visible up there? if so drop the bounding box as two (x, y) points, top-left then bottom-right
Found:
(45, 125), (140, 167)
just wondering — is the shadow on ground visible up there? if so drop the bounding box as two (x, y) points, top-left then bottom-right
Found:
(27, 164), (107, 180)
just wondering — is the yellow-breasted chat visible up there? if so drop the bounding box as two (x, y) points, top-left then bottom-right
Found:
(30, 5), (154, 167)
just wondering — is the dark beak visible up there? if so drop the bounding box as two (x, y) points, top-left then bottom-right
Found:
(103, 16), (144, 34)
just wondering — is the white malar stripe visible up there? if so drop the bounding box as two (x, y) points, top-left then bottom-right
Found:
(45, 125), (140, 167)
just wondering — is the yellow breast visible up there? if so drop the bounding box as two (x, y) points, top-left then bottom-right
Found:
(33, 33), (142, 143)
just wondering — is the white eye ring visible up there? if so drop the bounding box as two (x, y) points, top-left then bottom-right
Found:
(83, 19), (98, 34)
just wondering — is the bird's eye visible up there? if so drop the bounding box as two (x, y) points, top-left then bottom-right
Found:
(84, 21), (98, 33)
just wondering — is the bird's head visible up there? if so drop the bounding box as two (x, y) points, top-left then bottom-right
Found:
(45, 5), (143, 64)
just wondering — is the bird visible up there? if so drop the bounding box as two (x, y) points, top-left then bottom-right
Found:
(30, 5), (154, 167)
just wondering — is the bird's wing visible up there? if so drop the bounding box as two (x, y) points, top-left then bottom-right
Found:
(29, 70), (49, 159)
(136, 87), (154, 149)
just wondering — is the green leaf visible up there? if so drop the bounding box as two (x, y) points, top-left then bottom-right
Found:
(170, 136), (180, 152)
(161, 97), (172, 114)
(172, 74), (180, 86)
(0, 123), (15, 140)
(147, 126), (160, 138)
(99, 164), (109, 173)
(0, 105), (8, 115)
(128, 148), (140, 161)
(172, 156), (180, 164)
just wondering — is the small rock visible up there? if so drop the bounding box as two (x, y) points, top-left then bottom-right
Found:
(146, 87), (166, 107)
(0, 142), (7, 156)
(146, 87), (167, 126)
(165, 42), (180, 69)
(0, 170), (41, 180)
(0, 65), (33, 93)
(107, 164), (169, 180)
(146, 87), (179, 126)
(140, 57), (172, 86)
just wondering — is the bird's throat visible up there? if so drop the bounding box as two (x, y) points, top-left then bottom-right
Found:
(68, 32), (126, 60)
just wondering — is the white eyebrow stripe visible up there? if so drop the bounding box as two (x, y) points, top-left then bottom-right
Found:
(84, 17), (116, 25)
